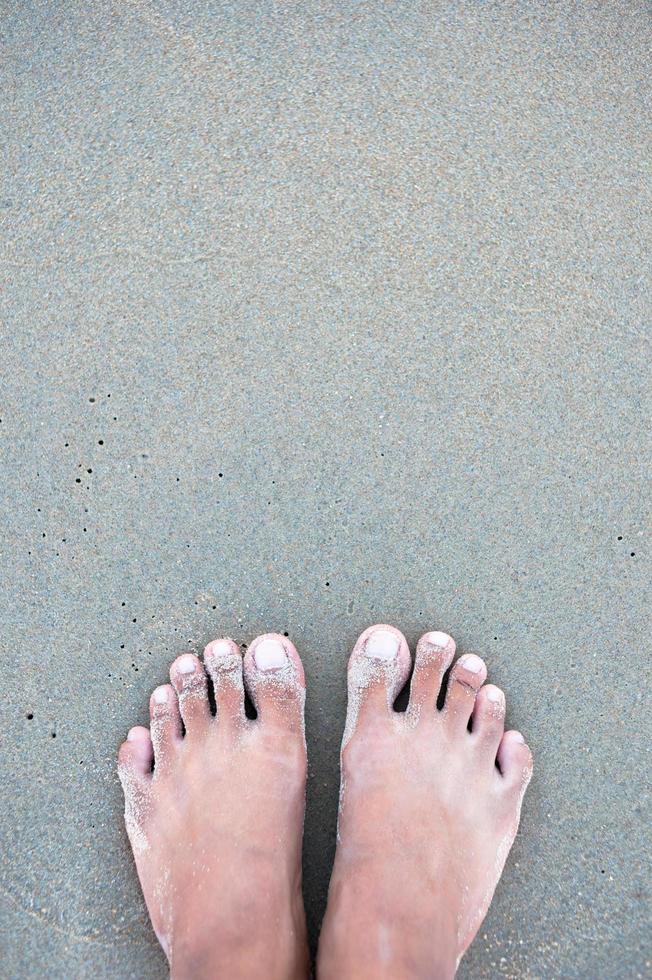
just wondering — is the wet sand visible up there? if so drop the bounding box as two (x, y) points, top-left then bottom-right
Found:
(1, 1), (650, 976)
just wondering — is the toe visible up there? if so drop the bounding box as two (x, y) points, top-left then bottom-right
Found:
(117, 726), (153, 782)
(471, 684), (505, 756)
(243, 634), (305, 734)
(408, 631), (456, 719)
(149, 684), (182, 766)
(118, 727), (153, 850)
(203, 638), (245, 727)
(442, 653), (487, 732)
(497, 730), (534, 789)
(170, 653), (211, 732)
(343, 624), (412, 744)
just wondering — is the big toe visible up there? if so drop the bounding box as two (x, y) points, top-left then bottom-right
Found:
(343, 624), (411, 744)
(244, 634), (305, 735)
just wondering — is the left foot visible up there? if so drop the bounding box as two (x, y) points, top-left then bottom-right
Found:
(117, 634), (310, 980)
(318, 624), (533, 980)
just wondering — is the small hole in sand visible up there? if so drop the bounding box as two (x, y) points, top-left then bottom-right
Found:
(98, 439), (104, 445)
(630, 552), (636, 557)
(617, 535), (623, 540)
(26, 713), (33, 720)
(51, 732), (56, 739)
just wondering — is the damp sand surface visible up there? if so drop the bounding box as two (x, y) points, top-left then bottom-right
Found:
(1, 1), (650, 977)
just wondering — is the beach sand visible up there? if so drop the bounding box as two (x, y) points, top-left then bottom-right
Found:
(1, 1), (649, 976)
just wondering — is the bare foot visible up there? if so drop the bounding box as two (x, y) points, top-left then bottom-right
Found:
(117, 634), (310, 980)
(318, 624), (533, 980)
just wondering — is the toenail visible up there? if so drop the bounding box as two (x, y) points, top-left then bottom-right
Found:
(176, 654), (197, 675)
(457, 654), (484, 674)
(153, 686), (170, 704)
(424, 631), (455, 651)
(211, 640), (234, 657)
(364, 629), (400, 660)
(254, 638), (288, 671)
(127, 728), (142, 741)
(512, 732), (525, 744)
(486, 687), (504, 703)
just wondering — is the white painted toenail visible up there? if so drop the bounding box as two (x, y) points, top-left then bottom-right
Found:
(512, 732), (526, 743)
(153, 686), (169, 704)
(364, 629), (399, 660)
(424, 631), (454, 650)
(127, 728), (142, 741)
(487, 687), (504, 703)
(177, 654), (197, 675)
(211, 640), (233, 656)
(458, 654), (484, 673)
(254, 638), (287, 671)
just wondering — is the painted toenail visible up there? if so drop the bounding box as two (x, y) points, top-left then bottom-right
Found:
(457, 654), (484, 673)
(512, 732), (526, 743)
(487, 687), (504, 703)
(364, 629), (400, 660)
(177, 654), (197, 675)
(127, 728), (142, 741)
(153, 686), (169, 704)
(254, 638), (288, 671)
(424, 631), (455, 650)
(211, 640), (233, 656)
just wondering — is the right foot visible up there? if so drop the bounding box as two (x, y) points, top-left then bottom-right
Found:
(117, 634), (310, 980)
(318, 624), (533, 980)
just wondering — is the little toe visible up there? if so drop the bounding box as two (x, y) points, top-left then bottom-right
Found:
(244, 634), (305, 734)
(471, 684), (505, 756)
(203, 637), (245, 727)
(117, 726), (153, 783)
(442, 653), (487, 733)
(343, 624), (411, 744)
(170, 653), (211, 732)
(497, 730), (534, 790)
(117, 727), (153, 851)
(408, 631), (456, 719)
(149, 684), (182, 766)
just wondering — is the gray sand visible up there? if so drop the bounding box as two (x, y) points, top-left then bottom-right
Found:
(1, 1), (650, 976)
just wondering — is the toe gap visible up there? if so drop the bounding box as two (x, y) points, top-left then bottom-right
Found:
(436, 666), (452, 711)
(392, 666), (413, 713)
(206, 673), (218, 717)
(244, 687), (257, 720)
